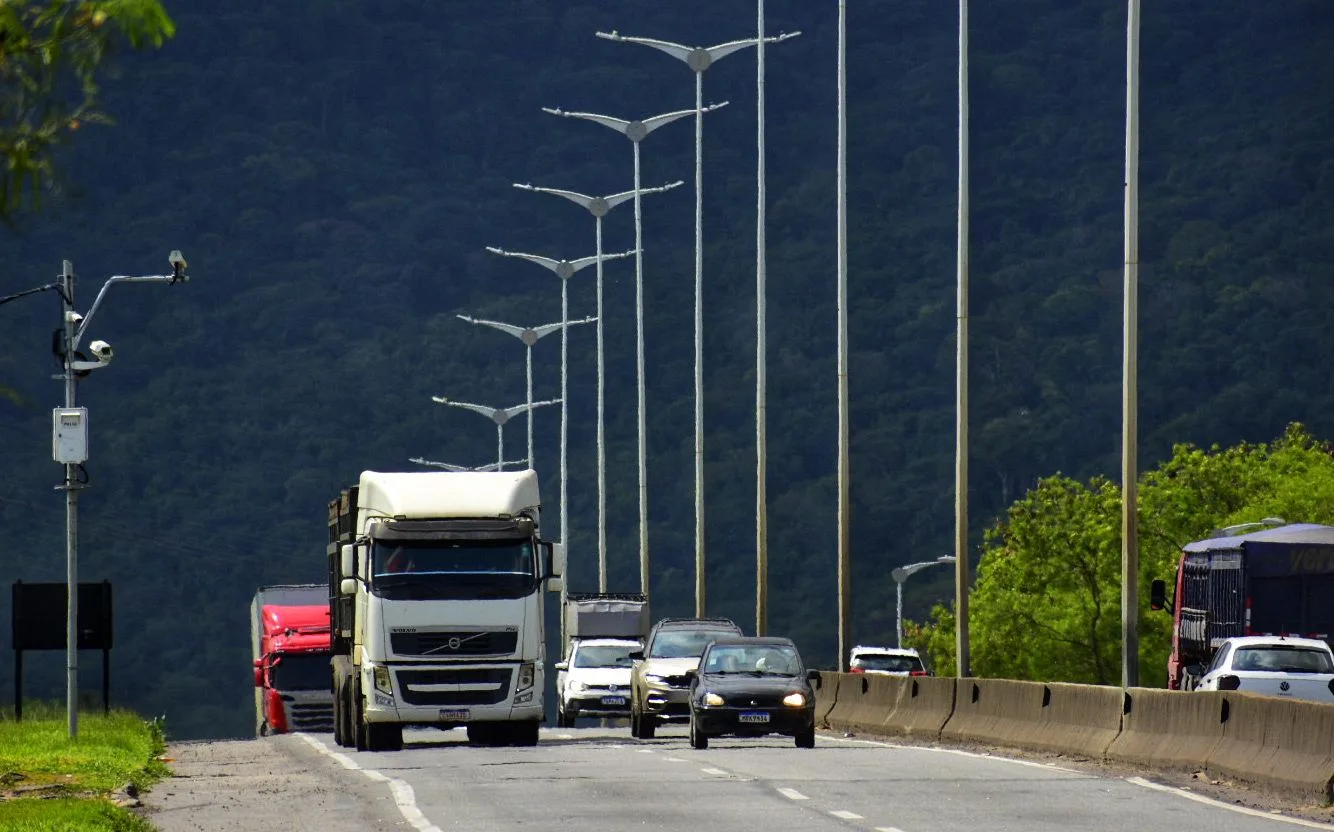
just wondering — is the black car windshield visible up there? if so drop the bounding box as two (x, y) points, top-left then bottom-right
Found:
(574, 645), (637, 668)
(1232, 646), (1334, 673)
(371, 539), (537, 600)
(649, 629), (739, 659)
(703, 644), (802, 675)
(270, 653), (331, 691)
(852, 654), (924, 673)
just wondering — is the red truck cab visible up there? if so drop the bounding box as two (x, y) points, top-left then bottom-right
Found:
(253, 600), (334, 735)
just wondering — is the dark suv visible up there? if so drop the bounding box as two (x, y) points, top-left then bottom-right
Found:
(628, 617), (743, 738)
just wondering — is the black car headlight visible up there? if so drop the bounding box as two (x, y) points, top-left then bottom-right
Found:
(703, 692), (724, 707)
(782, 692), (807, 708)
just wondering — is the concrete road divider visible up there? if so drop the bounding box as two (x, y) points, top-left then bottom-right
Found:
(813, 671), (840, 727)
(941, 678), (1046, 749)
(1206, 693), (1334, 805)
(881, 676), (955, 741)
(824, 673), (904, 734)
(1029, 682), (1123, 759)
(1106, 687), (1229, 773)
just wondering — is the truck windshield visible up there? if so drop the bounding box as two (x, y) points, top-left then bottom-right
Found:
(270, 653), (331, 691)
(370, 539), (538, 600)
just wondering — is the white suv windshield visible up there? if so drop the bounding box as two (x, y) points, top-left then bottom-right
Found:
(574, 645), (636, 668)
(649, 629), (738, 658)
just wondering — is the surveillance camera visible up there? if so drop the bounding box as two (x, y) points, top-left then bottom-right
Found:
(64, 310), (84, 326)
(88, 340), (114, 363)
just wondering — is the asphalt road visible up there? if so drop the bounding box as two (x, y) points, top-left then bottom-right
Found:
(139, 723), (1334, 832)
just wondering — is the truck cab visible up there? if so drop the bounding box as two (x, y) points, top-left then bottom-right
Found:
(250, 585), (334, 736)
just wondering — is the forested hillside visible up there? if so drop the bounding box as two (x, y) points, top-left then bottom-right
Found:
(2, 0), (1331, 739)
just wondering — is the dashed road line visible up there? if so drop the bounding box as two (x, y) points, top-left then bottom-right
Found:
(830, 809), (864, 820)
(874, 827), (907, 832)
(701, 767), (728, 775)
(777, 787), (809, 800)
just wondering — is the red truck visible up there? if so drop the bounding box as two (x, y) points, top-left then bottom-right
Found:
(251, 584), (335, 735)
(1151, 522), (1334, 690)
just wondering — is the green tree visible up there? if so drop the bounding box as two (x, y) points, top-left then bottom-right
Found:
(1, 0), (174, 219)
(912, 424), (1334, 686)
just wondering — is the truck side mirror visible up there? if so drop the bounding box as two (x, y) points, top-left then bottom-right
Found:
(547, 541), (561, 579)
(253, 657), (264, 687)
(553, 661), (568, 671)
(340, 543), (355, 579)
(1150, 579), (1169, 612)
(340, 577), (357, 596)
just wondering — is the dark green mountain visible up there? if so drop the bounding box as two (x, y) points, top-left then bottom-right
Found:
(1, 0), (1330, 739)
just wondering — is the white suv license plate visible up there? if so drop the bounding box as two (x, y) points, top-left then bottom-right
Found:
(601, 696), (627, 705)
(439, 708), (469, 721)
(738, 711), (770, 724)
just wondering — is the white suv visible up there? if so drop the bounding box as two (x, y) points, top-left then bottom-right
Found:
(553, 638), (641, 727)
(849, 645), (929, 676)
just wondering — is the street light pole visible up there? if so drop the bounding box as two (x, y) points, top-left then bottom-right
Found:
(891, 556), (957, 649)
(483, 247), (633, 561)
(954, 0), (973, 680)
(1121, 0), (1142, 690)
(543, 105), (717, 596)
(595, 30), (795, 618)
(511, 182), (681, 592)
(430, 397), (559, 468)
(836, 0), (852, 671)
(53, 252), (188, 738)
(409, 458), (526, 472)
(455, 314), (594, 471)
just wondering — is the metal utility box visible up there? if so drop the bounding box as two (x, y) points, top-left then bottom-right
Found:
(52, 408), (89, 464)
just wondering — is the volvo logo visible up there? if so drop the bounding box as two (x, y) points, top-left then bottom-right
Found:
(448, 637), (462, 650)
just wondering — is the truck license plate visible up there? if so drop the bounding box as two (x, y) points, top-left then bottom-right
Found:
(738, 711), (770, 724)
(439, 708), (469, 721)
(601, 696), (627, 706)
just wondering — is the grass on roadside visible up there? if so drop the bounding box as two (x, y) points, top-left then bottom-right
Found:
(0, 701), (170, 831)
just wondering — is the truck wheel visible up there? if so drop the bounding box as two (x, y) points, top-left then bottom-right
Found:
(367, 722), (403, 752)
(353, 681), (368, 752)
(512, 721), (540, 746)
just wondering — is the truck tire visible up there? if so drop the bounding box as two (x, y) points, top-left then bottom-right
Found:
(511, 720), (540, 747)
(367, 722), (403, 752)
(353, 680), (369, 752)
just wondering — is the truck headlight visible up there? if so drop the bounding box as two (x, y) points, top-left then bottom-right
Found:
(517, 662), (535, 692)
(703, 692), (724, 707)
(782, 692), (806, 708)
(373, 665), (393, 696)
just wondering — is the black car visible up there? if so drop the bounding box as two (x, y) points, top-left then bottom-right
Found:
(685, 636), (819, 749)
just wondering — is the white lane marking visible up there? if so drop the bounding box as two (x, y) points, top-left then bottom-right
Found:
(830, 809), (864, 820)
(636, 748), (655, 754)
(820, 733), (1087, 775)
(875, 828), (907, 832)
(777, 787), (809, 800)
(553, 733), (574, 739)
(299, 734), (442, 832)
(701, 767), (728, 775)
(1126, 777), (1334, 830)
(664, 756), (686, 762)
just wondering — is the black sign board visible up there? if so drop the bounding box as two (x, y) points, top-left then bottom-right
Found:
(10, 580), (113, 719)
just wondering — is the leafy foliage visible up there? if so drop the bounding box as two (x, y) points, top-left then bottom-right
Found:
(914, 424), (1334, 686)
(0, 0), (174, 218)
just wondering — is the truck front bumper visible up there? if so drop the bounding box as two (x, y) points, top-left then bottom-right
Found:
(362, 662), (544, 724)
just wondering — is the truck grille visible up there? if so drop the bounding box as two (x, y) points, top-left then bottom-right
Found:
(391, 630), (518, 657)
(396, 668), (513, 706)
(288, 701), (334, 732)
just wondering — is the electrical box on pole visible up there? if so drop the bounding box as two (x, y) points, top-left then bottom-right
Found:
(52, 408), (88, 464)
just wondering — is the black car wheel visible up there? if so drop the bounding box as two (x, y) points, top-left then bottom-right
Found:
(689, 714), (708, 750)
(795, 725), (815, 749)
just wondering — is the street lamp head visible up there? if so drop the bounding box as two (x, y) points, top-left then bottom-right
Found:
(168, 250), (188, 283)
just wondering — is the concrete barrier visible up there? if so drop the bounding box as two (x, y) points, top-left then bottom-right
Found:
(1106, 687), (1229, 773)
(812, 671), (840, 727)
(1206, 693), (1334, 805)
(880, 676), (954, 742)
(1027, 682), (1123, 759)
(940, 678), (1047, 749)
(824, 673), (904, 734)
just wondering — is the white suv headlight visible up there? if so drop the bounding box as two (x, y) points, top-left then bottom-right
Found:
(568, 680), (587, 692)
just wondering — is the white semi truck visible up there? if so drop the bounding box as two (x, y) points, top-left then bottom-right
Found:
(327, 470), (557, 750)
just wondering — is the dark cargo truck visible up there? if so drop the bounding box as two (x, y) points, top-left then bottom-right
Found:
(1152, 522), (1334, 690)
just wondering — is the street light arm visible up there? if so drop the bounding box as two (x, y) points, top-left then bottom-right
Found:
(431, 397), (498, 420)
(543, 107), (631, 133)
(485, 247), (561, 273)
(456, 314), (527, 340)
(641, 107), (708, 134)
(705, 37), (767, 61)
(409, 457), (470, 472)
(74, 273), (180, 352)
(503, 398), (561, 419)
(595, 31), (694, 63)
(513, 183), (596, 210)
(605, 181), (684, 210)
